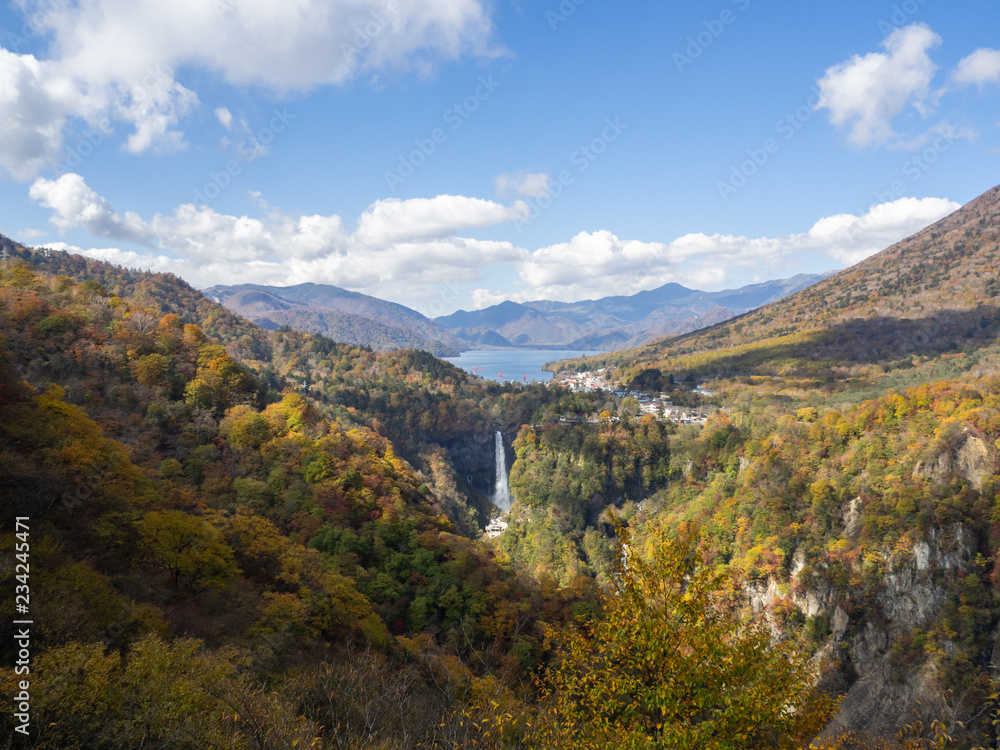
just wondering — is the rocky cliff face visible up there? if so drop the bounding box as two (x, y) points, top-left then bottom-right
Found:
(913, 425), (997, 491)
(748, 524), (978, 738)
(822, 525), (973, 739)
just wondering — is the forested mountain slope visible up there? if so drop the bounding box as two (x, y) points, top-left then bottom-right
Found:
(567, 184), (999, 382)
(7, 229), (1000, 746)
(524, 184), (1000, 744)
(0, 238), (614, 747)
(206, 282), (466, 356)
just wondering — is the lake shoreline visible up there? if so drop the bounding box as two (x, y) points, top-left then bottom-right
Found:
(443, 349), (602, 384)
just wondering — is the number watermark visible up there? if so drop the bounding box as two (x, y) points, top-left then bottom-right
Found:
(12, 517), (32, 737)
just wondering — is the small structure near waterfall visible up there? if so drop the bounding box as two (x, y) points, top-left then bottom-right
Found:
(485, 516), (508, 539)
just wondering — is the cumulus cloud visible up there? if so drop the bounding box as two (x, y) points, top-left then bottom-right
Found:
(0, 49), (85, 181)
(112, 65), (199, 154)
(513, 230), (785, 301)
(0, 0), (498, 179)
(808, 196), (960, 265)
(28, 174), (960, 310)
(816, 24), (941, 148)
(354, 195), (530, 246)
(495, 171), (551, 199)
(38, 242), (181, 275)
(28, 174), (526, 303)
(520, 231), (669, 290)
(954, 48), (1000, 86)
(29, 173), (153, 243)
(512, 197), (960, 301)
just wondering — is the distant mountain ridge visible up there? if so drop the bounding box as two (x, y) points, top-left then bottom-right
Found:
(5, 228), (830, 357)
(435, 274), (831, 350)
(204, 282), (468, 356)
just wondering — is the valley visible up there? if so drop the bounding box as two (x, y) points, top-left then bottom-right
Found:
(4, 190), (1000, 746)
(4, 2), (1000, 746)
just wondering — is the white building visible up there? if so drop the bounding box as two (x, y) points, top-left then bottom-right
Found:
(485, 516), (508, 539)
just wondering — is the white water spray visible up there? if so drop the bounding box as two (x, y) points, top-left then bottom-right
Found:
(492, 431), (512, 513)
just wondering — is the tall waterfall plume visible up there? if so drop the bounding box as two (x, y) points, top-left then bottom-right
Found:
(492, 431), (513, 513)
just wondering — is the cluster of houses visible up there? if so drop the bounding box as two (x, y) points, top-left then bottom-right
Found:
(556, 368), (616, 392)
(552, 369), (718, 425)
(636, 400), (716, 424)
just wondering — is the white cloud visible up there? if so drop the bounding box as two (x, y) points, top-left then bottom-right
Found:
(954, 48), (1000, 86)
(28, 173), (526, 304)
(38, 242), (180, 275)
(29, 173), (153, 243)
(0, 0), (498, 179)
(514, 230), (787, 301)
(147, 206), (348, 264)
(495, 171), (551, 199)
(113, 65), (199, 153)
(27, 175), (960, 309)
(513, 197), (960, 301)
(0, 49), (84, 181)
(471, 288), (514, 308)
(520, 231), (669, 289)
(816, 24), (940, 148)
(354, 195), (530, 246)
(809, 196), (960, 265)
(214, 106), (233, 130)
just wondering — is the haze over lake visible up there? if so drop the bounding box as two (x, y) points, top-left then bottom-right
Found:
(443, 349), (600, 383)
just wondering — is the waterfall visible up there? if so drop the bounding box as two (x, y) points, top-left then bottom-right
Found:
(492, 431), (513, 513)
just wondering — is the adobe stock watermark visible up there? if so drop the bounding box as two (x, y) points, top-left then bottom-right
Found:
(878, 0), (931, 37)
(674, 0), (752, 73)
(192, 107), (295, 206)
(48, 468), (111, 515)
(1, 0), (68, 51)
(716, 86), (821, 201)
(384, 75), (502, 191)
(547, 0), (587, 31)
(53, 64), (181, 176)
(53, 120), (115, 176)
(845, 128), (959, 244)
(339, 1), (402, 62)
(514, 117), (628, 232)
(215, 0), (242, 19)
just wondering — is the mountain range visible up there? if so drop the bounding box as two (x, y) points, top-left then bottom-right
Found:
(205, 273), (830, 356)
(435, 274), (830, 350)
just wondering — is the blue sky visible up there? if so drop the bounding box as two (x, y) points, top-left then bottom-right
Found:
(1, 0), (998, 316)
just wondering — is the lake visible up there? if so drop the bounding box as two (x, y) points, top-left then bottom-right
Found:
(443, 349), (599, 384)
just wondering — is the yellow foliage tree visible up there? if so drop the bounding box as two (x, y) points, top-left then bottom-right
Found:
(524, 528), (837, 749)
(138, 510), (239, 592)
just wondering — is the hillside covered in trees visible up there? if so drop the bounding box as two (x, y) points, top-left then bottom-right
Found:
(1, 238), (841, 748)
(566, 184), (1000, 387)
(8, 183), (1000, 749)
